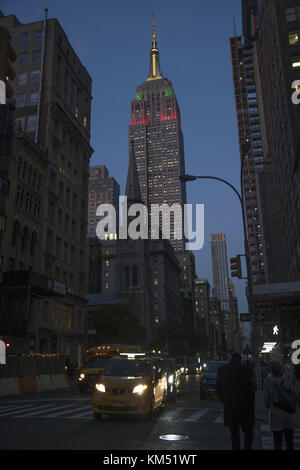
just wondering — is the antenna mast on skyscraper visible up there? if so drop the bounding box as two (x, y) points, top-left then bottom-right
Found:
(233, 17), (237, 37)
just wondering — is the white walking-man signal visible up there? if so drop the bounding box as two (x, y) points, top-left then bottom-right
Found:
(273, 325), (279, 336)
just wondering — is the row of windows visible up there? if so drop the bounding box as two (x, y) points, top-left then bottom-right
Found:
(16, 91), (39, 108)
(17, 157), (42, 190)
(11, 221), (39, 255)
(19, 49), (42, 66)
(16, 115), (37, 132)
(20, 30), (43, 46)
(16, 186), (41, 219)
(18, 70), (40, 86)
(286, 5), (300, 22)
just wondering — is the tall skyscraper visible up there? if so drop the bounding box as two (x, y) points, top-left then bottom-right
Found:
(210, 233), (233, 349)
(88, 165), (120, 238)
(129, 15), (187, 254)
(210, 233), (231, 312)
(0, 10), (92, 361)
(230, 35), (266, 285)
(241, 0), (300, 283)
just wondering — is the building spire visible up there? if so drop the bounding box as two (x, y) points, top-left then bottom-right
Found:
(126, 140), (142, 204)
(146, 12), (162, 81)
(152, 10), (157, 49)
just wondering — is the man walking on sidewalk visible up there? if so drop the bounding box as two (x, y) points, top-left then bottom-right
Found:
(216, 352), (255, 450)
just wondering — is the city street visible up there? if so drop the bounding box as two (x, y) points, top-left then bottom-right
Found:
(1, 375), (296, 451)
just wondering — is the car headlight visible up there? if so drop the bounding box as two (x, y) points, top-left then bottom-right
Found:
(168, 374), (174, 384)
(132, 384), (148, 394)
(80, 373), (85, 379)
(95, 383), (105, 392)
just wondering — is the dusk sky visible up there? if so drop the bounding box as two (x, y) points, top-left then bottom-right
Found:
(2, 0), (249, 314)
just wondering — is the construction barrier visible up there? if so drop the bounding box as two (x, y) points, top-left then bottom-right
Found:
(0, 355), (70, 398)
(0, 374), (69, 398)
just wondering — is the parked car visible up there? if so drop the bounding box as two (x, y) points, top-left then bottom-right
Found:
(199, 360), (228, 400)
(161, 357), (181, 402)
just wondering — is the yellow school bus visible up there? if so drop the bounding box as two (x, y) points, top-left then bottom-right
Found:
(77, 344), (141, 393)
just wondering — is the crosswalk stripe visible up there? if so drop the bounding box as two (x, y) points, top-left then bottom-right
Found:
(15, 404), (58, 417)
(160, 408), (187, 421)
(183, 410), (208, 422)
(66, 407), (93, 419)
(0, 403), (44, 417)
(213, 413), (224, 423)
(32, 404), (79, 418)
(0, 404), (25, 412)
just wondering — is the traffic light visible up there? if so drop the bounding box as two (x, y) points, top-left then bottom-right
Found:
(230, 255), (242, 279)
(0, 26), (16, 101)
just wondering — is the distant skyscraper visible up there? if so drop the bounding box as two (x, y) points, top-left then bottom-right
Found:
(88, 165), (120, 238)
(210, 233), (230, 312)
(129, 15), (187, 254)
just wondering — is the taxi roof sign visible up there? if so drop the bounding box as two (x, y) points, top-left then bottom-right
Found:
(120, 353), (146, 359)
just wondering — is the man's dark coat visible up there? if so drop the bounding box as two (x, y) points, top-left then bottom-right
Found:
(216, 361), (255, 427)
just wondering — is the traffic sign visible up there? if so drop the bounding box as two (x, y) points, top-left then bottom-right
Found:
(255, 313), (266, 322)
(240, 314), (251, 322)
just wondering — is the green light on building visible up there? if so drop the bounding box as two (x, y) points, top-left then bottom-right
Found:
(164, 87), (174, 96)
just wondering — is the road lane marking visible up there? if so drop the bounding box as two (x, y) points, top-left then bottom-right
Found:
(34, 404), (80, 418)
(66, 406), (93, 419)
(15, 404), (58, 417)
(183, 410), (208, 422)
(0, 405), (50, 418)
(213, 413), (224, 423)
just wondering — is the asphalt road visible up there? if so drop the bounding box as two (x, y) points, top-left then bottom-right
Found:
(0, 374), (297, 451)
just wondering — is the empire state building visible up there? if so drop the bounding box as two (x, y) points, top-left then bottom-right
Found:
(129, 15), (187, 256)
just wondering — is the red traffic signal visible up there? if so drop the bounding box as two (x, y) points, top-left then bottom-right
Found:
(230, 255), (242, 279)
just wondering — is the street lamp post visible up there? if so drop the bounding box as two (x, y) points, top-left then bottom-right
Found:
(180, 145), (255, 357)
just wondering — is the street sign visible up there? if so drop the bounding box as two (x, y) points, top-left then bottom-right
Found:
(240, 314), (251, 322)
(255, 313), (266, 322)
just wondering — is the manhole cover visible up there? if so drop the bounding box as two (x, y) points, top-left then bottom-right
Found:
(159, 434), (190, 441)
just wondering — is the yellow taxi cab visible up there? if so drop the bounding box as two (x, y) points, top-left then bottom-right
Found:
(92, 352), (168, 420)
(78, 345), (140, 393)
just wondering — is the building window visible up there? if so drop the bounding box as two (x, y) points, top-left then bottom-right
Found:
(31, 69), (40, 84)
(16, 117), (25, 130)
(0, 214), (6, 232)
(27, 115), (37, 131)
(29, 91), (39, 106)
(18, 72), (27, 86)
(289, 31), (300, 45)
(32, 49), (42, 64)
(133, 265), (138, 286)
(34, 30), (43, 43)
(285, 6), (300, 22)
(16, 93), (25, 108)
(21, 32), (30, 46)
(19, 52), (28, 66)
